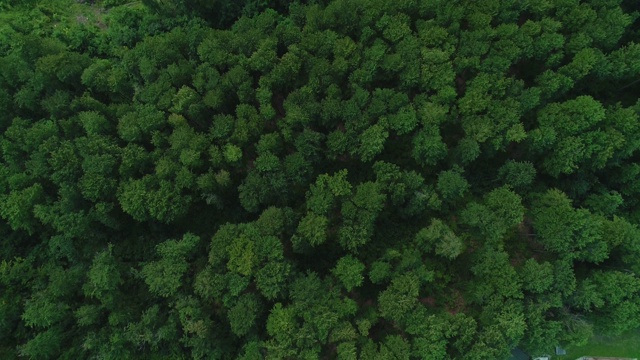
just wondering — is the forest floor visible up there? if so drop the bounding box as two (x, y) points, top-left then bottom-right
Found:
(75, 3), (108, 30)
(563, 329), (640, 359)
(75, 1), (145, 29)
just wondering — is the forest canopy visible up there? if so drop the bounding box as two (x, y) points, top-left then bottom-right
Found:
(1, 0), (640, 359)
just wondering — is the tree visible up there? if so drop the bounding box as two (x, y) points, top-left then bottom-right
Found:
(470, 247), (522, 304)
(118, 176), (192, 223)
(412, 128), (447, 167)
(228, 294), (260, 336)
(415, 219), (464, 260)
(332, 255), (365, 292)
(357, 123), (388, 162)
(338, 181), (386, 252)
(0, 183), (46, 235)
(497, 160), (536, 191)
(84, 245), (123, 307)
(378, 272), (420, 323)
(292, 212), (329, 249)
(460, 186), (524, 244)
(520, 259), (554, 294)
(117, 104), (166, 143)
(520, 298), (563, 355)
(306, 170), (352, 215)
(531, 189), (609, 262)
(530, 96), (625, 177)
(141, 233), (200, 298)
(436, 166), (469, 203)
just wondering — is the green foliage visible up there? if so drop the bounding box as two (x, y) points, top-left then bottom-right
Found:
(18, 326), (63, 359)
(471, 248), (523, 303)
(520, 259), (554, 294)
(498, 160), (536, 191)
(332, 255), (365, 291)
(306, 170), (352, 214)
(0, 183), (45, 234)
(436, 166), (469, 202)
(2, 0), (640, 358)
(412, 128), (447, 166)
(293, 212), (328, 248)
(358, 124), (388, 162)
(532, 189), (609, 262)
(84, 245), (123, 306)
(142, 233), (200, 297)
(378, 272), (420, 323)
(228, 294), (260, 336)
(416, 219), (464, 260)
(117, 104), (166, 143)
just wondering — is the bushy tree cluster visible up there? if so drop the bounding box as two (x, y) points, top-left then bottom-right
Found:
(1, 0), (640, 358)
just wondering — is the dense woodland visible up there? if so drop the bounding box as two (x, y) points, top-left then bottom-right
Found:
(1, 0), (640, 358)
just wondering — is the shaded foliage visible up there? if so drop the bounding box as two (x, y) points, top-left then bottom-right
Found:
(1, 0), (640, 358)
